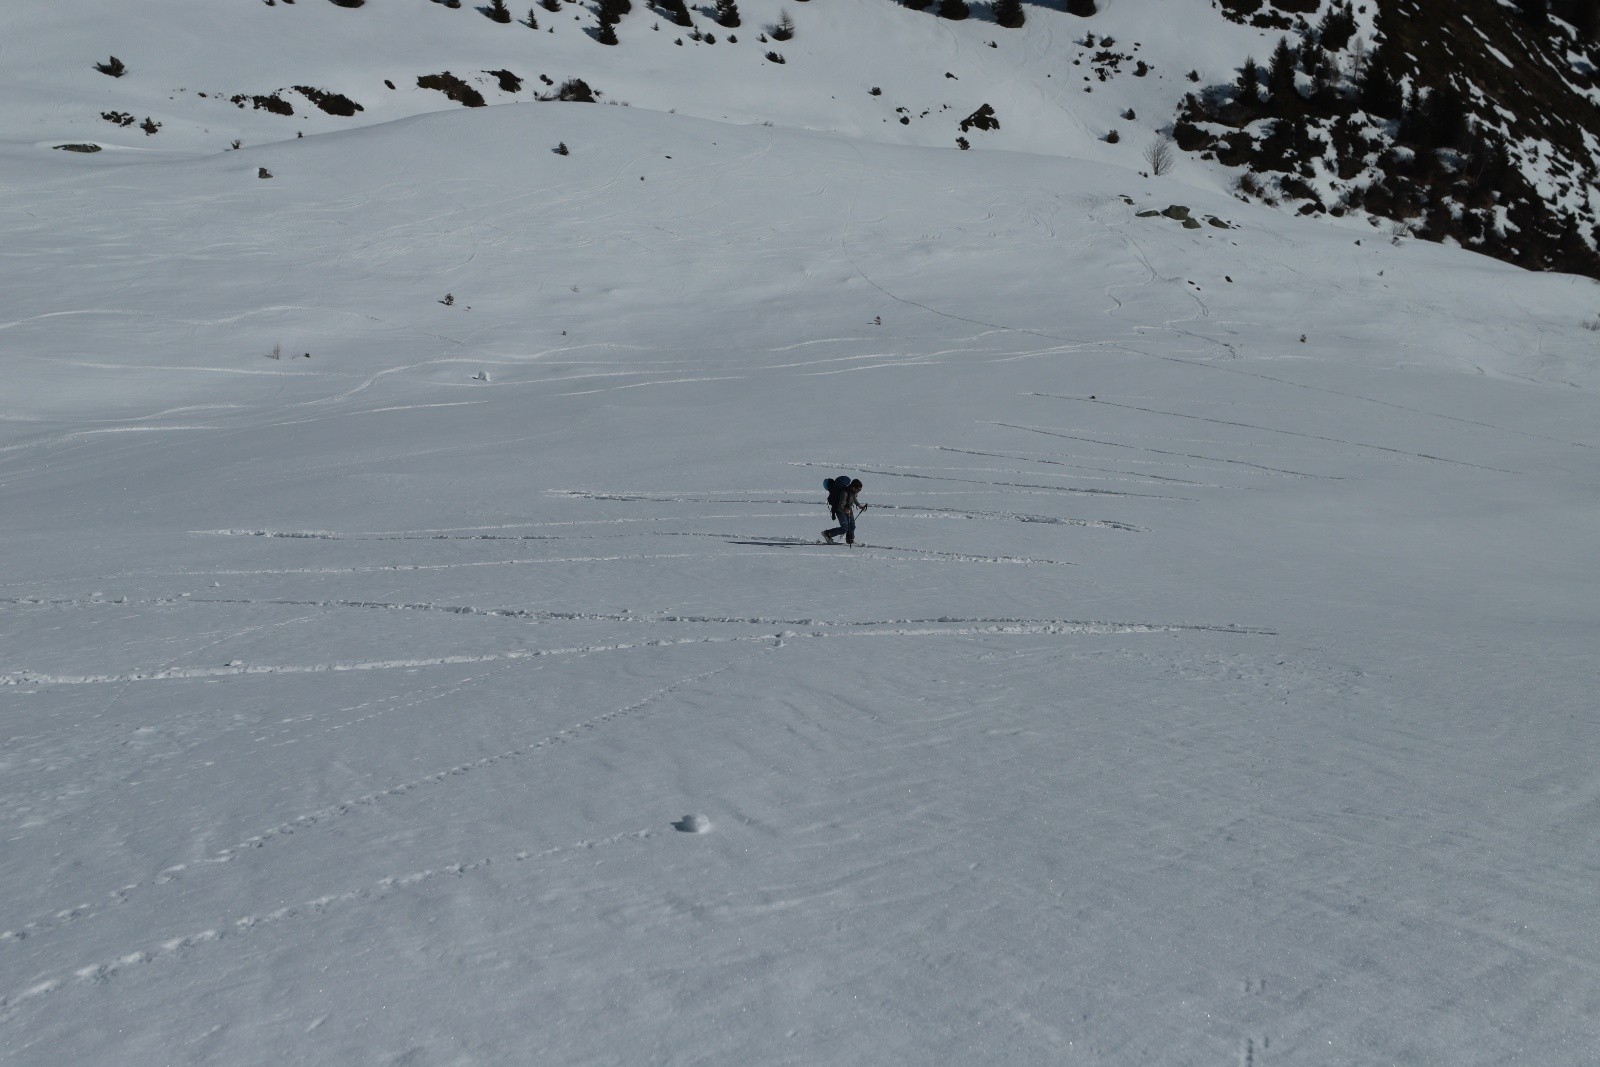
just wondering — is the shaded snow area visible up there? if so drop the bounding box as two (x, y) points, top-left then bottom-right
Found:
(3, 27), (1600, 1067)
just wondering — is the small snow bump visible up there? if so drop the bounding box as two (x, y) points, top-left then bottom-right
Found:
(673, 813), (711, 834)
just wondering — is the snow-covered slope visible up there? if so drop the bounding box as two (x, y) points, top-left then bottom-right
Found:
(3, 5), (1600, 1066)
(5, 0), (1288, 184)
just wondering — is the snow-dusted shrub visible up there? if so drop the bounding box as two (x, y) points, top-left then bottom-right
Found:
(551, 78), (596, 101)
(294, 86), (364, 116)
(958, 103), (999, 133)
(94, 56), (127, 78)
(485, 70), (523, 92)
(417, 73), (487, 107)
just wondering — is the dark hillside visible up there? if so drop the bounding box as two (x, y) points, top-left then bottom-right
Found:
(1174, 0), (1600, 276)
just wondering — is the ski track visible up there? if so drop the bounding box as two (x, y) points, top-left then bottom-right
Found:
(844, 465), (1193, 501)
(548, 493), (1144, 533)
(1029, 393), (1525, 475)
(0, 828), (659, 1017)
(7, 594), (1264, 633)
(925, 446), (1255, 489)
(991, 422), (1339, 479)
(806, 453), (1207, 489)
(192, 529), (563, 542)
(154, 553), (712, 577)
(2, 618), (1270, 690)
(700, 533), (1081, 562)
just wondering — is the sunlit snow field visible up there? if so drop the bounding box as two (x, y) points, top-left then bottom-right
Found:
(3, 6), (1600, 1063)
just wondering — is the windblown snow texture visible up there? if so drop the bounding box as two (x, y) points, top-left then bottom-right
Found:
(2, 2), (1598, 1065)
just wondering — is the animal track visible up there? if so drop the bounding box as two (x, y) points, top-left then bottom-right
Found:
(0, 662), (739, 947)
(0, 828), (657, 1015)
(1, 618), (1277, 945)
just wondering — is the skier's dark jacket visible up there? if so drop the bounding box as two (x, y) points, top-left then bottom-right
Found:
(827, 478), (851, 519)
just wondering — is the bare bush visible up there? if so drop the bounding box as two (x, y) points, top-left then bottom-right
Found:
(1144, 136), (1176, 176)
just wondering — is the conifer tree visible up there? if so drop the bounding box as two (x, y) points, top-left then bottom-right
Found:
(1357, 46), (1403, 116)
(487, 0), (512, 23)
(1424, 82), (1468, 150)
(1570, 0), (1600, 40)
(1237, 56), (1261, 106)
(993, 0), (1024, 28)
(1397, 85), (1428, 145)
(1516, 0), (1551, 28)
(715, 0), (741, 27)
(662, 0), (693, 27)
(937, 0), (969, 20)
(1267, 36), (1300, 106)
(1545, 0), (1593, 36)
(1321, 2), (1357, 52)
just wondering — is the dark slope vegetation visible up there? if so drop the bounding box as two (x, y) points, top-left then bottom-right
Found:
(1173, 0), (1600, 276)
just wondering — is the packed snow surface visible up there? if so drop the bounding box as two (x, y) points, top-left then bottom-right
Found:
(3, 3), (1600, 1064)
